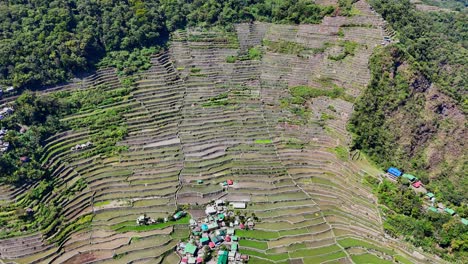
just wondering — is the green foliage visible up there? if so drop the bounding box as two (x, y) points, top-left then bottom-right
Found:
(290, 86), (346, 100)
(263, 40), (332, 56)
(376, 179), (468, 261)
(370, 0), (467, 105)
(0, 0), (336, 89)
(338, 0), (360, 16)
(254, 139), (272, 144)
(0, 0), (165, 88)
(226, 55), (237, 63)
(202, 92), (230, 107)
(333, 146), (348, 161)
(328, 40), (359, 61)
(248, 47), (262, 60)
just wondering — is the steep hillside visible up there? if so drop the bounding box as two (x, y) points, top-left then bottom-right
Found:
(349, 0), (467, 261)
(0, 1), (461, 264)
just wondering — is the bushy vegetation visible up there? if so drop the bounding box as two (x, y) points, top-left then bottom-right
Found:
(376, 180), (468, 261)
(0, 0), (336, 90)
(328, 40), (359, 61)
(263, 40), (332, 56)
(370, 0), (467, 105)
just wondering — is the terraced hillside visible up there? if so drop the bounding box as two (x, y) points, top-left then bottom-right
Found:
(0, 1), (443, 264)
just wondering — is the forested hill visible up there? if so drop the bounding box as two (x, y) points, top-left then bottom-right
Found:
(0, 0), (336, 90)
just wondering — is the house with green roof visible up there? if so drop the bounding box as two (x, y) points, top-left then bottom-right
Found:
(428, 206), (438, 213)
(461, 218), (468, 225)
(217, 250), (228, 264)
(444, 208), (455, 215)
(426, 192), (435, 199)
(184, 243), (197, 255)
(402, 173), (417, 182)
(200, 237), (210, 245)
(174, 211), (186, 220)
(231, 242), (238, 252)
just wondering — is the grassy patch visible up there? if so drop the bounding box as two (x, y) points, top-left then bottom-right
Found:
(190, 67), (201, 73)
(302, 251), (347, 264)
(248, 47), (262, 60)
(338, 238), (395, 256)
(226, 55), (237, 63)
(254, 139), (272, 144)
(334, 146), (348, 161)
(202, 93), (230, 107)
(239, 239), (269, 250)
(289, 244), (342, 258)
(351, 253), (393, 264)
(94, 200), (111, 207)
(240, 249), (289, 261)
(263, 40), (331, 56)
(112, 215), (189, 233)
(236, 229), (279, 240)
(328, 40), (359, 61)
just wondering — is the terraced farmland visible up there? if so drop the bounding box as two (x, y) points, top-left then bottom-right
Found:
(0, 1), (443, 264)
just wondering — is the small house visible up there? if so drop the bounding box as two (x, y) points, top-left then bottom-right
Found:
(188, 257), (196, 264)
(207, 222), (219, 230)
(231, 235), (239, 241)
(197, 179), (204, 184)
(228, 251), (236, 259)
(231, 242), (238, 252)
(208, 242), (215, 249)
(426, 192), (435, 199)
(227, 180), (234, 185)
(215, 200), (225, 206)
(461, 218), (468, 225)
(217, 250), (228, 264)
(200, 237), (210, 245)
(196, 257), (203, 264)
(402, 174), (417, 182)
(205, 206), (217, 215)
(412, 181), (422, 188)
(225, 235), (231, 242)
(387, 167), (402, 177)
(428, 206), (438, 213)
(201, 224), (209, 232)
(227, 228), (235, 235)
(444, 208), (455, 216)
(231, 202), (246, 209)
(184, 243), (197, 256)
(174, 211), (186, 220)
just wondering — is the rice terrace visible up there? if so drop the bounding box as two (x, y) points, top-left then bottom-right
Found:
(0, 0), (466, 264)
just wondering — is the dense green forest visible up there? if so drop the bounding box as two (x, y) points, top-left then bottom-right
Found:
(0, 0), (336, 90)
(352, 0), (467, 261)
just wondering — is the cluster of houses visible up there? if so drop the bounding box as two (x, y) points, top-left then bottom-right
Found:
(70, 141), (93, 152)
(386, 167), (467, 226)
(177, 200), (250, 264)
(0, 128), (9, 153)
(0, 106), (14, 121)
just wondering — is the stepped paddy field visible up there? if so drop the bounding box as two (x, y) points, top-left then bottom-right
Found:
(0, 1), (449, 264)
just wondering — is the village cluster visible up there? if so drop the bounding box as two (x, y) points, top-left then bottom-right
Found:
(386, 167), (467, 226)
(177, 200), (251, 264)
